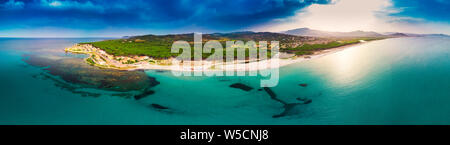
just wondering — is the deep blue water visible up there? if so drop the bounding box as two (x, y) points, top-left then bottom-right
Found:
(0, 37), (449, 125)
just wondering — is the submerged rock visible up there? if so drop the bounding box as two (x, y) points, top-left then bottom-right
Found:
(151, 104), (169, 110)
(263, 87), (287, 105)
(134, 90), (155, 100)
(263, 87), (276, 97)
(147, 76), (161, 87)
(272, 103), (302, 118)
(23, 54), (161, 99)
(299, 83), (308, 87)
(36, 73), (103, 98)
(230, 83), (253, 91)
(303, 99), (312, 104)
(111, 93), (132, 98)
(24, 54), (160, 92)
(262, 87), (310, 118)
(296, 97), (312, 104)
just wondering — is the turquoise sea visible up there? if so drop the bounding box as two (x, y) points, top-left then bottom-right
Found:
(0, 37), (449, 125)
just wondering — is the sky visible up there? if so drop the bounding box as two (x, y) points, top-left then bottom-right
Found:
(0, 0), (449, 37)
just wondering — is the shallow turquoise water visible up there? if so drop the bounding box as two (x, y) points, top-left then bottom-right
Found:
(0, 37), (449, 125)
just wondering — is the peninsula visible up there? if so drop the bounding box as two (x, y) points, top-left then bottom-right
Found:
(65, 31), (389, 71)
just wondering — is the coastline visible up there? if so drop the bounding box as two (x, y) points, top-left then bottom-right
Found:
(65, 40), (377, 72)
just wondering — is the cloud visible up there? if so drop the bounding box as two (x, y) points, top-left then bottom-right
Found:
(0, 0), (25, 9)
(252, 0), (450, 35)
(388, 0), (450, 23)
(2, 0), (448, 37)
(253, 0), (392, 32)
(39, 0), (104, 12)
(0, 0), (333, 35)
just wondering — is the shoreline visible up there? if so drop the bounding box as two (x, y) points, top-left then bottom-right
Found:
(65, 40), (377, 72)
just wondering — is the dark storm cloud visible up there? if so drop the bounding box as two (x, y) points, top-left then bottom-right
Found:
(0, 0), (331, 31)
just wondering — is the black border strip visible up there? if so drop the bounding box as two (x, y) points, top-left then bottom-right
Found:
(1, 125), (448, 144)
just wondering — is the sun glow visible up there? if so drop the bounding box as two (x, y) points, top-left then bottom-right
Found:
(319, 44), (374, 86)
(252, 0), (450, 35)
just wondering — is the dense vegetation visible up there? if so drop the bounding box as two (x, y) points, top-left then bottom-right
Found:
(81, 32), (385, 59)
(83, 39), (271, 60)
(82, 39), (175, 58)
(82, 32), (292, 59)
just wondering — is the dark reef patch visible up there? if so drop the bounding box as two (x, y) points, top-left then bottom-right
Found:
(134, 89), (155, 100)
(263, 87), (287, 105)
(111, 93), (133, 98)
(23, 54), (160, 98)
(33, 73), (103, 98)
(299, 83), (308, 87)
(230, 83), (253, 91)
(151, 104), (169, 110)
(296, 97), (312, 104)
(272, 103), (302, 118)
(263, 87), (311, 118)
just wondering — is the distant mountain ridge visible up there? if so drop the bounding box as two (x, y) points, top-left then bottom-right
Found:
(384, 32), (450, 37)
(282, 27), (449, 38)
(282, 28), (384, 37)
(131, 31), (316, 42)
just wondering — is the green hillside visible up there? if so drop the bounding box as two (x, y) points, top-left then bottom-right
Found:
(81, 32), (384, 59)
